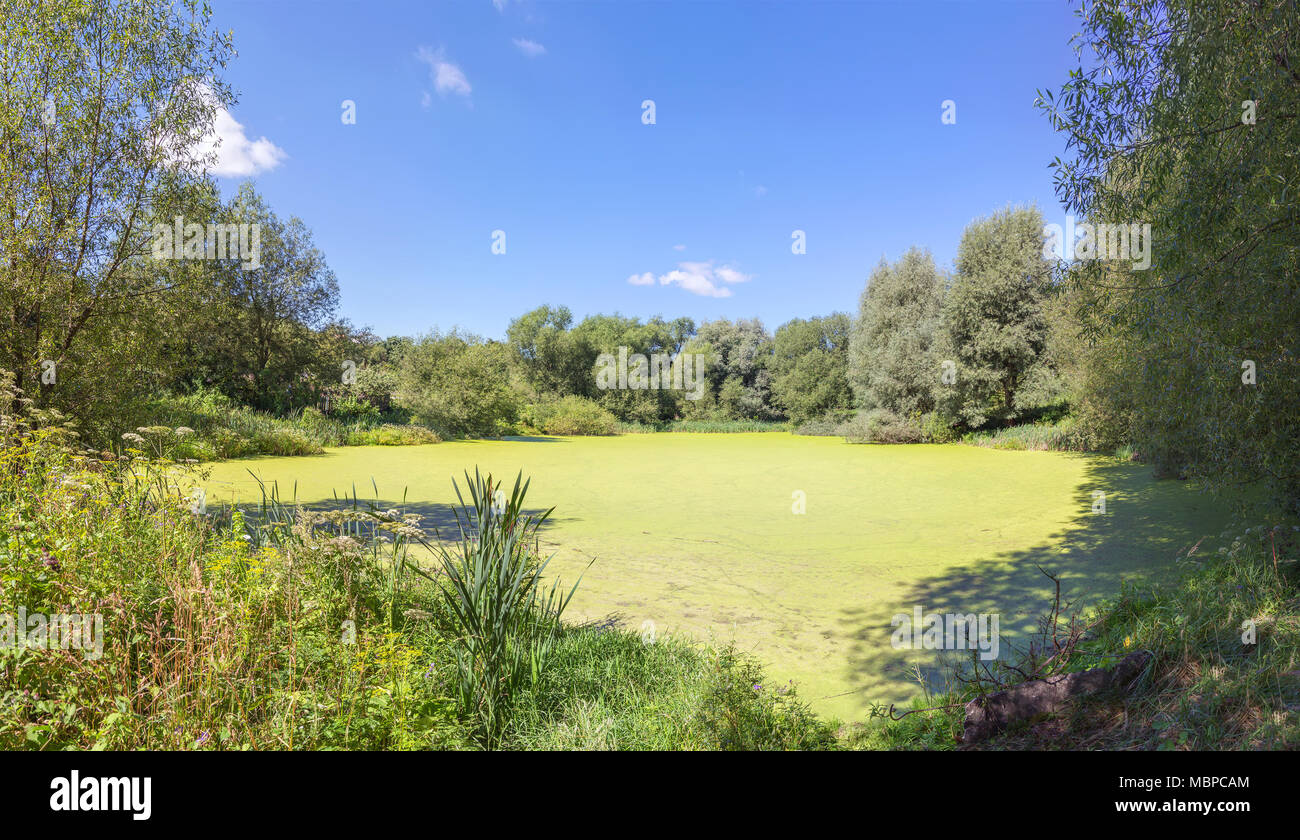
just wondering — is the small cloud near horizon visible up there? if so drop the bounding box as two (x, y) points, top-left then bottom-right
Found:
(627, 260), (753, 298)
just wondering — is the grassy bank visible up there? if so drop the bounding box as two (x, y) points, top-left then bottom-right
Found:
(137, 390), (441, 460)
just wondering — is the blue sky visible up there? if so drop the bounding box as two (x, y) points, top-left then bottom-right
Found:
(205, 0), (1080, 340)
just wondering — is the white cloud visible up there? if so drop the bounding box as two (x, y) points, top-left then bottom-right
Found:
(753, 185), (768, 197)
(492, 0), (507, 10)
(191, 103), (287, 178)
(417, 46), (471, 98)
(513, 38), (546, 57)
(629, 260), (753, 298)
(673, 244), (686, 251)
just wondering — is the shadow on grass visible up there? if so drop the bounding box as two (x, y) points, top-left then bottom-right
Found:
(834, 455), (1241, 707)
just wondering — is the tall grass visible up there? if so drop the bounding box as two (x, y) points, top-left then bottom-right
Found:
(960, 417), (1091, 452)
(430, 470), (583, 748)
(503, 630), (839, 750)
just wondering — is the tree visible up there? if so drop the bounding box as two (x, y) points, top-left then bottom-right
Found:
(937, 206), (1053, 428)
(771, 313), (853, 423)
(1038, 0), (1300, 509)
(395, 331), (520, 437)
(506, 304), (592, 397)
(572, 312), (689, 424)
(0, 0), (233, 435)
(848, 248), (945, 418)
(683, 318), (777, 420)
(167, 183), (340, 412)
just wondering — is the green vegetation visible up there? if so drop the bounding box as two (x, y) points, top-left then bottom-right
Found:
(142, 389), (440, 460)
(843, 529), (1300, 751)
(1036, 0), (1300, 517)
(848, 248), (945, 426)
(524, 395), (619, 436)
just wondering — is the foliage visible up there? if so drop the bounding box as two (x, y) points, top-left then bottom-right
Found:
(0, 376), (467, 750)
(839, 409), (925, 444)
(960, 417), (1092, 452)
(395, 331), (521, 437)
(506, 305), (593, 398)
(430, 471), (582, 748)
(848, 248), (946, 417)
(769, 314), (854, 423)
(504, 631), (840, 751)
(0, 0), (234, 440)
(525, 395), (618, 436)
(141, 389), (438, 459)
(682, 318), (778, 420)
(936, 206), (1055, 429)
(1038, 0), (1300, 512)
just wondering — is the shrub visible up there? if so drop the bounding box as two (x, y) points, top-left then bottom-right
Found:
(346, 424), (442, 446)
(960, 417), (1094, 452)
(395, 331), (521, 438)
(529, 395), (618, 436)
(920, 411), (958, 443)
(794, 416), (845, 436)
(250, 428), (323, 457)
(841, 409), (924, 444)
(696, 645), (839, 750)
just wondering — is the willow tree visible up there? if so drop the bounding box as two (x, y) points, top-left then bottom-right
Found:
(848, 248), (946, 418)
(1038, 0), (1300, 509)
(0, 0), (233, 433)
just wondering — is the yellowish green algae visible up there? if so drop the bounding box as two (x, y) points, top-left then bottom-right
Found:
(204, 434), (1234, 720)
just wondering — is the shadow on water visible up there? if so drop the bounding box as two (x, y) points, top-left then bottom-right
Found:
(834, 455), (1243, 707)
(207, 469), (575, 544)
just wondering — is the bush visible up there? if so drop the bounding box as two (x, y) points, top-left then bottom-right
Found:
(395, 331), (521, 438)
(135, 389), (442, 460)
(345, 424), (442, 446)
(920, 411), (958, 443)
(841, 409), (924, 444)
(528, 395), (618, 436)
(697, 645), (839, 750)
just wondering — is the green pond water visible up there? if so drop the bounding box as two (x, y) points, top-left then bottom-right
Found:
(202, 433), (1237, 720)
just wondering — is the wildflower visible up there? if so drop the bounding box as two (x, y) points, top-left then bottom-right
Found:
(174, 426), (194, 436)
(41, 548), (60, 572)
(1123, 635), (1133, 649)
(121, 432), (145, 444)
(195, 731), (210, 747)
